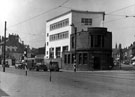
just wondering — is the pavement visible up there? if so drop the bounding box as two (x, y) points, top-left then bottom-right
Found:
(0, 70), (64, 97)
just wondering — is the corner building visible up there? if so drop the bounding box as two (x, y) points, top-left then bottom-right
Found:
(45, 10), (105, 59)
(63, 27), (113, 70)
(45, 10), (113, 70)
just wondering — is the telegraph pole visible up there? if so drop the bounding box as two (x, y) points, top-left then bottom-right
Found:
(74, 27), (77, 72)
(3, 21), (7, 72)
(71, 23), (77, 72)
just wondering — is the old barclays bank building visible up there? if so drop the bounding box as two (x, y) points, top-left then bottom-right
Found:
(45, 10), (113, 70)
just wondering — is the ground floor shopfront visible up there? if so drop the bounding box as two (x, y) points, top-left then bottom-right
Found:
(62, 50), (113, 71)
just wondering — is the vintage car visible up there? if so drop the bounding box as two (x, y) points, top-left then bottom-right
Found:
(35, 62), (48, 71)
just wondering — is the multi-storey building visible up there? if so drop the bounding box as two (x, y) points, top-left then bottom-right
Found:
(45, 10), (105, 59)
(0, 34), (28, 65)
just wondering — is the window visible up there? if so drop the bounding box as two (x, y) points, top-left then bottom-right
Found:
(56, 47), (61, 58)
(79, 53), (82, 64)
(63, 46), (68, 52)
(71, 36), (75, 48)
(94, 35), (102, 47)
(64, 54), (67, 64)
(68, 54), (70, 64)
(81, 18), (92, 25)
(72, 54), (75, 64)
(49, 48), (54, 58)
(91, 35), (93, 47)
(83, 53), (88, 64)
(102, 36), (104, 47)
(49, 31), (69, 41)
(50, 18), (69, 31)
(91, 35), (104, 48)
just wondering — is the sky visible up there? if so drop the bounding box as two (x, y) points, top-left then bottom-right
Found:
(0, 0), (135, 48)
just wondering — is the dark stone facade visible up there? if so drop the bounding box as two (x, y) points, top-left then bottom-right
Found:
(63, 27), (113, 70)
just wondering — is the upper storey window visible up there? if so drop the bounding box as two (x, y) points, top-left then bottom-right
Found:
(81, 18), (92, 25)
(50, 18), (69, 31)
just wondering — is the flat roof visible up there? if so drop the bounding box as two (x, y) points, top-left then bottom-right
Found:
(47, 9), (105, 22)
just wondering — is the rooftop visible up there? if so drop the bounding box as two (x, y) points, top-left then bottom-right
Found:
(46, 9), (105, 22)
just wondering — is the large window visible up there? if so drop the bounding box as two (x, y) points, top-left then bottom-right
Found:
(91, 35), (104, 48)
(50, 31), (69, 41)
(83, 53), (88, 64)
(49, 48), (54, 58)
(56, 47), (61, 58)
(81, 18), (92, 25)
(50, 18), (69, 31)
(64, 54), (71, 64)
(72, 54), (75, 64)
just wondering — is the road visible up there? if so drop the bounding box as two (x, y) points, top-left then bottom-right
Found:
(0, 67), (135, 97)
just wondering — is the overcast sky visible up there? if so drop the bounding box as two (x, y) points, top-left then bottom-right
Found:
(0, 0), (135, 48)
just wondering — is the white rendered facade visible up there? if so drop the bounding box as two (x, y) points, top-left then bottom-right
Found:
(45, 10), (105, 59)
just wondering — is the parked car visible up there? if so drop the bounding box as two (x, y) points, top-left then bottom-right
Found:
(49, 61), (59, 72)
(15, 62), (22, 69)
(123, 60), (130, 65)
(35, 62), (48, 71)
(5, 61), (9, 67)
(18, 63), (25, 69)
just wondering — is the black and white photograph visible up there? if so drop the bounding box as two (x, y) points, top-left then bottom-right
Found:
(0, 0), (135, 97)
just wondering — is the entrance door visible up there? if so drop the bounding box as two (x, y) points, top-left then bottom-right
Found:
(94, 57), (100, 70)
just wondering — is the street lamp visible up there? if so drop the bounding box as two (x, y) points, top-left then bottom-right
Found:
(3, 21), (7, 72)
(71, 23), (77, 72)
(49, 47), (53, 82)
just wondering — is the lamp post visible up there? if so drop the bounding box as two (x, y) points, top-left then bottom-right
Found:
(71, 23), (77, 72)
(3, 21), (7, 72)
(23, 47), (28, 76)
(49, 47), (53, 82)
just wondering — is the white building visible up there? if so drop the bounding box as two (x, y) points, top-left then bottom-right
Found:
(45, 10), (105, 59)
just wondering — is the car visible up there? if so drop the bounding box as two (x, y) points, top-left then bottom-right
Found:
(49, 62), (59, 72)
(35, 63), (48, 71)
(5, 61), (9, 67)
(15, 62), (22, 69)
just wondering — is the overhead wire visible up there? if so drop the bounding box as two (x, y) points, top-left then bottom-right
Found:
(104, 17), (127, 24)
(5, 0), (71, 47)
(104, 3), (135, 23)
(8, 1), (135, 29)
(8, 6), (61, 28)
(8, 0), (71, 29)
(107, 3), (135, 14)
(6, 0), (135, 35)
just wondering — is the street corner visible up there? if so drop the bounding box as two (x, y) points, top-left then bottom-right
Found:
(0, 88), (9, 97)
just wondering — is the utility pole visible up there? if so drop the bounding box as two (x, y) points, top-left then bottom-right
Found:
(71, 23), (77, 72)
(74, 27), (77, 72)
(3, 21), (7, 72)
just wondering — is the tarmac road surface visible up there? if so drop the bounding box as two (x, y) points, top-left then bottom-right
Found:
(0, 67), (135, 97)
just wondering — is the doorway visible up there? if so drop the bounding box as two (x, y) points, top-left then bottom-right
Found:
(94, 57), (100, 70)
